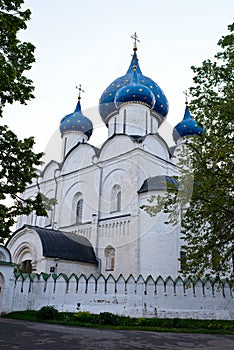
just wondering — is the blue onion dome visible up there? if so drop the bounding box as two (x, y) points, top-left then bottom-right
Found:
(99, 50), (169, 125)
(173, 104), (204, 143)
(60, 97), (93, 139)
(115, 65), (155, 109)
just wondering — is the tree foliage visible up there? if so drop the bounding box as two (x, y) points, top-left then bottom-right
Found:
(0, 0), (35, 115)
(0, 0), (49, 243)
(143, 22), (234, 280)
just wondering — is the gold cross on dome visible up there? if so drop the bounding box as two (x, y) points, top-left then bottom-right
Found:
(76, 84), (85, 100)
(131, 32), (140, 51)
(183, 90), (189, 105)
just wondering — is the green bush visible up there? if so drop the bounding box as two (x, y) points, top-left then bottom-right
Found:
(98, 312), (120, 325)
(73, 311), (99, 323)
(38, 306), (59, 320)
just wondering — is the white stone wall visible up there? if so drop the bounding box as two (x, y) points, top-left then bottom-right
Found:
(43, 258), (98, 277)
(0, 267), (233, 320)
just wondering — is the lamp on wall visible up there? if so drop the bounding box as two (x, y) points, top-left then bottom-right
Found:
(50, 258), (59, 273)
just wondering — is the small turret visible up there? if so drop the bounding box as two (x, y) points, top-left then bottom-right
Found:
(60, 86), (93, 159)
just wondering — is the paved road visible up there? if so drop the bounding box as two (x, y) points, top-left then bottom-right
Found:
(0, 318), (234, 350)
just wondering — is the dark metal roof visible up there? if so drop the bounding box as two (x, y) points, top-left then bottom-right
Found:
(138, 175), (178, 193)
(20, 225), (98, 264)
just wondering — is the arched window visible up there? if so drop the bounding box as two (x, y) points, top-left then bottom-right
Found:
(105, 246), (115, 271)
(111, 185), (121, 213)
(76, 199), (83, 223)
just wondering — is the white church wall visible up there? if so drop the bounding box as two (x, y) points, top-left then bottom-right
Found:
(16, 173), (58, 230)
(43, 257), (98, 277)
(41, 161), (60, 181)
(97, 215), (139, 278)
(61, 132), (88, 160)
(1, 271), (233, 320)
(117, 104), (158, 136)
(61, 143), (96, 175)
(138, 191), (182, 278)
(99, 135), (135, 162)
(58, 169), (97, 228)
(101, 165), (137, 217)
(143, 134), (170, 160)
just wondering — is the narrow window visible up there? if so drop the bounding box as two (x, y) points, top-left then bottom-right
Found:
(105, 246), (115, 271)
(63, 137), (67, 159)
(179, 251), (186, 271)
(145, 111), (148, 134)
(76, 199), (83, 223)
(123, 109), (126, 133)
(150, 116), (153, 133)
(111, 185), (121, 212)
(114, 117), (116, 134)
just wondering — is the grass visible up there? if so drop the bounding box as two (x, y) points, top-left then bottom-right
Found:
(2, 309), (234, 335)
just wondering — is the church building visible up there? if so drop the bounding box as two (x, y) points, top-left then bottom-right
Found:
(6, 37), (203, 280)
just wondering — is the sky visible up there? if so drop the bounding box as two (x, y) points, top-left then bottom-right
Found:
(3, 0), (234, 163)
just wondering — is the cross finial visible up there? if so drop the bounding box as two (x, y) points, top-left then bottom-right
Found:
(76, 84), (85, 100)
(183, 90), (189, 105)
(131, 32), (140, 52)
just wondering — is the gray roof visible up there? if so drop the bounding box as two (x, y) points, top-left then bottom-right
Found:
(138, 175), (178, 193)
(13, 225), (98, 264)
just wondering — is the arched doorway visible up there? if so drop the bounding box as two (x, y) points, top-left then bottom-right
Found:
(14, 244), (35, 273)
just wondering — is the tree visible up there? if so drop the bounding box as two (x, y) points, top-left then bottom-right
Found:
(0, 0), (35, 114)
(143, 22), (234, 280)
(0, 0), (49, 243)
